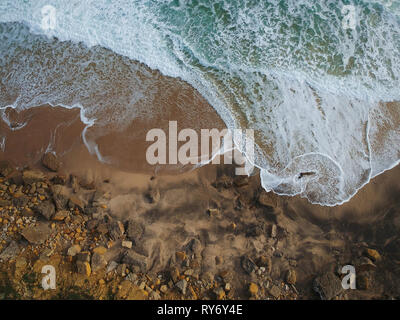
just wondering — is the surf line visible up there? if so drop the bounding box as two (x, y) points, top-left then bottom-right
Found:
(157, 304), (191, 318)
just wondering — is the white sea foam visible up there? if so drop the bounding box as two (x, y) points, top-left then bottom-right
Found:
(0, 0), (400, 205)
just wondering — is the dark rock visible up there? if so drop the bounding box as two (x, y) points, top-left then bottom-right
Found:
(34, 201), (55, 220)
(76, 251), (91, 262)
(122, 250), (148, 272)
(42, 152), (60, 172)
(241, 256), (257, 274)
(0, 241), (20, 261)
(313, 272), (343, 300)
(126, 220), (144, 244)
(21, 223), (52, 244)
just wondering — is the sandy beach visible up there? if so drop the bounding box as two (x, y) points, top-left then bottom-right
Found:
(1, 83), (400, 299)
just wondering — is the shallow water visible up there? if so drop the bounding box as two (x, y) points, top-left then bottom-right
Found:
(0, 0), (400, 205)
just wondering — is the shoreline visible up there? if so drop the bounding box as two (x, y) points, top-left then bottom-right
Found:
(1, 143), (400, 299)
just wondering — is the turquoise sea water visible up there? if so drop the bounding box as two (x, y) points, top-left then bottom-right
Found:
(0, 0), (400, 205)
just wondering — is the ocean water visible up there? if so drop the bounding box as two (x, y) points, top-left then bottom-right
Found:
(0, 0), (399, 205)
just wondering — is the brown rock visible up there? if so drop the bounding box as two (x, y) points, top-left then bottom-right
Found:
(34, 200), (55, 220)
(364, 248), (381, 262)
(0, 241), (20, 261)
(108, 221), (125, 240)
(313, 272), (343, 300)
(249, 282), (259, 297)
(21, 223), (52, 244)
(51, 185), (69, 210)
(22, 170), (45, 185)
(42, 152), (60, 172)
(68, 195), (86, 211)
(91, 252), (107, 272)
(126, 220), (144, 244)
(52, 210), (69, 221)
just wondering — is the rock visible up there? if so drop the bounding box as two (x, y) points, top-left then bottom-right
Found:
(126, 220), (145, 244)
(364, 248), (381, 262)
(257, 255), (272, 274)
(313, 272), (343, 300)
(160, 285), (168, 294)
(22, 170), (45, 185)
(0, 241), (20, 261)
(122, 240), (133, 249)
(286, 269), (297, 285)
(21, 223), (52, 244)
(269, 285), (281, 299)
(117, 263), (127, 277)
(214, 287), (226, 300)
(76, 261), (91, 276)
(68, 195), (86, 211)
(170, 267), (180, 283)
(108, 221), (125, 240)
(93, 246), (107, 255)
(34, 201), (55, 220)
(42, 152), (60, 172)
(91, 252), (107, 272)
(67, 245), (81, 257)
(241, 256), (257, 274)
(225, 283), (231, 291)
(22, 207), (34, 217)
(107, 261), (118, 273)
(249, 282), (259, 297)
(77, 252), (91, 262)
(52, 210), (69, 221)
(122, 250), (148, 272)
(176, 279), (187, 295)
(51, 185), (69, 210)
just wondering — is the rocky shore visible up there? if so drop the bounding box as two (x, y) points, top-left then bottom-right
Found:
(0, 153), (400, 300)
